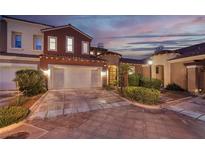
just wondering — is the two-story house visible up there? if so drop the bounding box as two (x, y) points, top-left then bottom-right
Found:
(0, 16), (106, 90)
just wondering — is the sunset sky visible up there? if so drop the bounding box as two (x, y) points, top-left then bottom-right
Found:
(6, 15), (205, 59)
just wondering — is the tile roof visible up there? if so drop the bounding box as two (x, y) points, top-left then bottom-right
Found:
(120, 57), (145, 64)
(2, 15), (54, 27)
(0, 52), (39, 58)
(41, 24), (93, 39)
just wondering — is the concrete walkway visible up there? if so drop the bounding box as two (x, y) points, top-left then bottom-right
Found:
(165, 96), (205, 122)
(29, 89), (130, 120)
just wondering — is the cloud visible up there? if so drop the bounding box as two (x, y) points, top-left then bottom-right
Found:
(106, 33), (205, 39)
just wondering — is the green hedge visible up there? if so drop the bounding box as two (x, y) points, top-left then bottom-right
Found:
(14, 69), (47, 96)
(128, 74), (140, 86)
(124, 86), (160, 104)
(140, 77), (162, 90)
(166, 83), (185, 91)
(128, 74), (162, 90)
(0, 106), (30, 128)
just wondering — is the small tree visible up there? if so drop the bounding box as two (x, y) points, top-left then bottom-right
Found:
(118, 63), (131, 93)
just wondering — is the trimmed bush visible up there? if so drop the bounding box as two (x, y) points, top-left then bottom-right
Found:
(124, 86), (160, 104)
(0, 106), (30, 128)
(128, 74), (140, 86)
(14, 69), (47, 96)
(166, 83), (184, 91)
(139, 77), (162, 90)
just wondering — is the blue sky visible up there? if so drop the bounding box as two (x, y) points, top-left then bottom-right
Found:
(7, 15), (205, 59)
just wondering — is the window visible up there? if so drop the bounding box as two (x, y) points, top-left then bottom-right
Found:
(82, 41), (89, 54)
(48, 36), (57, 51)
(12, 32), (22, 48)
(156, 66), (159, 74)
(66, 36), (74, 52)
(33, 35), (42, 51)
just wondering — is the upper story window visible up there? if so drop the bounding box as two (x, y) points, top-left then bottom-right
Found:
(66, 36), (74, 52)
(12, 32), (22, 48)
(33, 35), (42, 51)
(82, 41), (89, 54)
(48, 36), (57, 51)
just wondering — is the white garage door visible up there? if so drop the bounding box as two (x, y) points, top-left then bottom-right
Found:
(50, 65), (102, 89)
(0, 63), (37, 90)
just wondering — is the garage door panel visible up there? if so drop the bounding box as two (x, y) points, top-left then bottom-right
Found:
(65, 68), (91, 88)
(50, 65), (102, 89)
(52, 68), (64, 89)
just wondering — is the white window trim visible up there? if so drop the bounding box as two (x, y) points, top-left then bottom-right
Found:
(33, 35), (43, 51)
(82, 41), (89, 54)
(66, 36), (74, 53)
(11, 31), (23, 49)
(48, 36), (57, 51)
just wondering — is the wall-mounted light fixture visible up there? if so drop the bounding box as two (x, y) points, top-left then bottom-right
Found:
(42, 69), (50, 77)
(101, 70), (107, 77)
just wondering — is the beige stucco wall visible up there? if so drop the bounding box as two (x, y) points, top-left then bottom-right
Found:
(169, 54), (205, 91)
(151, 53), (179, 86)
(170, 62), (187, 89)
(142, 65), (151, 78)
(5, 18), (50, 55)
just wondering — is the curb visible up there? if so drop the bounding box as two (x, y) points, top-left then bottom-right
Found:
(110, 91), (161, 110)
(27, 91), (49, 119)
(0, 120), (27, 135)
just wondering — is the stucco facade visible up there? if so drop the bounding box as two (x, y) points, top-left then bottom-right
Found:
(5, 18), (50, 55)
(151, 53), (179, 86)
(170, 62), (187, 89)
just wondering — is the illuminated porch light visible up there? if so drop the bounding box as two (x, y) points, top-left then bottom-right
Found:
(42, 69), (50, 77)
(101, 70), (107, 77)
(147, 60), (153, 65)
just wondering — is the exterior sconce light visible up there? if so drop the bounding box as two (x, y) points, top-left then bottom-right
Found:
(42, 69), (51, 77)
(101, 70), (107, 77)
(148, 60), (153, 65)
(147, 59), (153, 80)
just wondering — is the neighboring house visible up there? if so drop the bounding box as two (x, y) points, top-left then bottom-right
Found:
(0, 16), (52, 90)
(90, 47), (144, 86)
(143, 43), (205, 93)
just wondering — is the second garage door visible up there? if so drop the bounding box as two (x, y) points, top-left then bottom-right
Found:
(49, 65), (102, 89)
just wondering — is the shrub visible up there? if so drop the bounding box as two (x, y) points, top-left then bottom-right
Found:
(10, 95), (29, 106)
(124, 86), (160, 104)
(166, 83), (184, 91)
(128, 74), (140, 86)
(14, 69), (47, 96)
(139, 77), (162, 90)
(0, 106), (30, 128)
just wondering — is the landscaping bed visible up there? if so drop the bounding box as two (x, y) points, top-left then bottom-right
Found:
(0, 94), (42, 128)
(123, 86), (160, 105)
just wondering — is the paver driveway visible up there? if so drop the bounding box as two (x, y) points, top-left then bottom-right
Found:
(1, 89), (205, 139)
(29, 89), (129, 119)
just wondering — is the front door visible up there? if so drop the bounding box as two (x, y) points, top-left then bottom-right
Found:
(155, 65), (164, 82)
